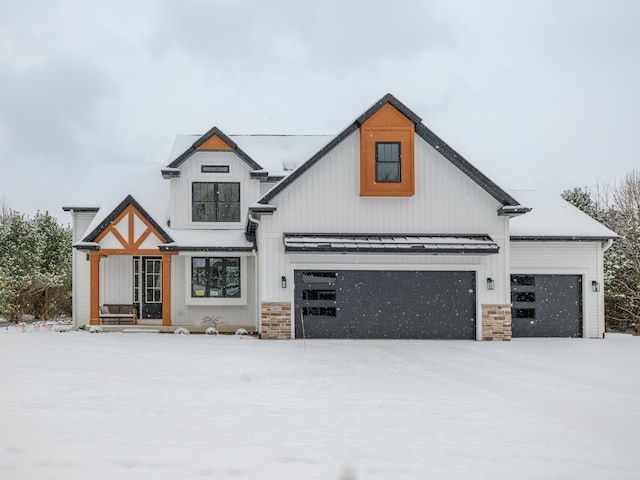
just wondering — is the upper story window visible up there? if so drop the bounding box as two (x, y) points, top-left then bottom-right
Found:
(360, 103), (414, 197)
(376, 142), (401, 183)
(192, 182), (240, 222)
(201, 165), (230, 174)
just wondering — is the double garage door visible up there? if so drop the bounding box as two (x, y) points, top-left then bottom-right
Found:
(294, 271), (584, 339)
(294, 270), (476, 339)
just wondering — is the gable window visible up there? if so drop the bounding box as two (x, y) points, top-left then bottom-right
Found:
(359, 103), (414, 196)
(192, 182), (240, 222)
(201, 165), (230, 173)
(376, 142), (401, 183)
(191, 257), (240, 298)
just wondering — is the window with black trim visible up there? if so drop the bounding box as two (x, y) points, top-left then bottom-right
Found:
(192, 182), (240, 222)
(511, 292), (536, 303)
(376, 142), (401, 183)
(514, 308), (535, 319)
(191, 257), (240, 298)
(201, 165), (230, 173)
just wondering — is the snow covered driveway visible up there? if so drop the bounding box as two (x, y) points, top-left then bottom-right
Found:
(1, 330), (639, 480)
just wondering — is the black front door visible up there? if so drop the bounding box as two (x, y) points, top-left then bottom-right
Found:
(134, 256), (163, 319)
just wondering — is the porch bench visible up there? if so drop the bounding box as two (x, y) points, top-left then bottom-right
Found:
(100, 304), (138, 325)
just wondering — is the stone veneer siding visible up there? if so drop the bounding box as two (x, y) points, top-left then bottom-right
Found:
(482, 304), (512, 341)
(261, 302), (292, 339)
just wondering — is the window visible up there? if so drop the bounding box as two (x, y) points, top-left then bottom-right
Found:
(201, 165), (230, 173)
(512, 275), (535, 286)
(133, 257), (140, 303)
(514, 308), (535, 319)
(376, 142), (401, 182)
(302, 290), (336, 301)
(192, 182), (240, 222)
(191, 257), (240, 298)
(302, 306), (336, 317)
(511, 292), (536, 303)
(145, 258), (162, 303)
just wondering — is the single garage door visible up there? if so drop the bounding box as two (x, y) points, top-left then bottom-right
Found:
(511, 274), (583, 337)
(294, 270), (476, 339)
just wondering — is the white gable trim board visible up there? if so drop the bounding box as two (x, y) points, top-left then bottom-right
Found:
(65, 94), (616, 339)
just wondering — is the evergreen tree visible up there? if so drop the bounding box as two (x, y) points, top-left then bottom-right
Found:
(563, 174), (640, 334)
(0, 208), (72, 322)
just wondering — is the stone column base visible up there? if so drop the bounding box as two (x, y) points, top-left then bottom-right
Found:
(261, 302), (292, 339)
(482, 304), (512, 341)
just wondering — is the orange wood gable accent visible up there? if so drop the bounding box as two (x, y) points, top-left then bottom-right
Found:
(94, 204), (167, 253)
(162, 252), (175, 326)
(197, 134), (233, 151)
(360, 103), (415, 196)
(89, 251), (101, 325)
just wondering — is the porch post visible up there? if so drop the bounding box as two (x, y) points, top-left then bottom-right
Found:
(161, 252), (174, 327)
(89, 251), (100, 325)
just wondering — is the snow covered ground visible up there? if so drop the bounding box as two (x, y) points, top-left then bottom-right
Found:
(1, 329), (640, 480)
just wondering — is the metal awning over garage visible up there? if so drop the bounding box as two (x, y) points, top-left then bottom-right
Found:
(283, 233), (499, 254)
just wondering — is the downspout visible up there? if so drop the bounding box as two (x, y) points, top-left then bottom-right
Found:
(599, 238), (614, 338)
(249, 214), (261, 337)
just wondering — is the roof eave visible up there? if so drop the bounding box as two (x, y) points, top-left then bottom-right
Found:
(498, 206), (532, 217)
(510, 235), (619, 242)
(166, 127), (262, 171)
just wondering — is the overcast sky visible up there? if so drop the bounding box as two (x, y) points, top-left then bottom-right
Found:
(1, 0), (639, 223)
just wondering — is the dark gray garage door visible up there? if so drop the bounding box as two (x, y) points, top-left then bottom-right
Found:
(294, 270), (476, 339)
(511, 274), (583, 337)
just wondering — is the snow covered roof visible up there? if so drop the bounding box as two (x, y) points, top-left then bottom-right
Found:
(258, 93), (521, 207)
(168, 133), (333, 177)
(509, 190), (618, 240)
(283, 233), (500, 254)
(63, 162), (169, 241)
(161, 229), (253, 251)
(64, 162), (252, 250)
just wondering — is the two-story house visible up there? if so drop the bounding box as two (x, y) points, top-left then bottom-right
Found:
(64, 94), (616, 340)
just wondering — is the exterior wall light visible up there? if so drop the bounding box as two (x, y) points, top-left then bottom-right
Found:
(486, 277), (495, 290)
(592, 281), (600, 292)
(281, 276), (287, 289)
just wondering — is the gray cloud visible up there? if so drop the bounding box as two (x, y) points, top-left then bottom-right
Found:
(0, 58), (115, 162)
(0, 0), (639, 221)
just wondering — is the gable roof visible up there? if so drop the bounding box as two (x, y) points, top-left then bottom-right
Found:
(165, 126), (262, 172)
(166, 133), (334, 179)
(82, 194), (173, 244)
(257, 93), (520, 207)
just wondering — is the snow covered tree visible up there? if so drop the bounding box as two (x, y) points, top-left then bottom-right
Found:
(0, 209), (72, 322)
(563, 174), (640, 334)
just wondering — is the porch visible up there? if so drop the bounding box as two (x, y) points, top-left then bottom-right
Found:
(89, 252), (176, 326)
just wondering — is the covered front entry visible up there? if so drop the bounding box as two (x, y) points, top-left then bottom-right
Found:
(85, 196), (176, 326)
(510, 274), (583, 337)
(294, 270), (476, 339)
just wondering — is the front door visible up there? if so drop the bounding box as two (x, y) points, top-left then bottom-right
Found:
(134, 256), (163, 319)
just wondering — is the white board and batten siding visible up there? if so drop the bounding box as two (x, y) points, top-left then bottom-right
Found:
(258, 131), (511, 305)
(101, 256), (134, 305)
(70, 210), (97, 326)
(510, 241), (605, 338)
